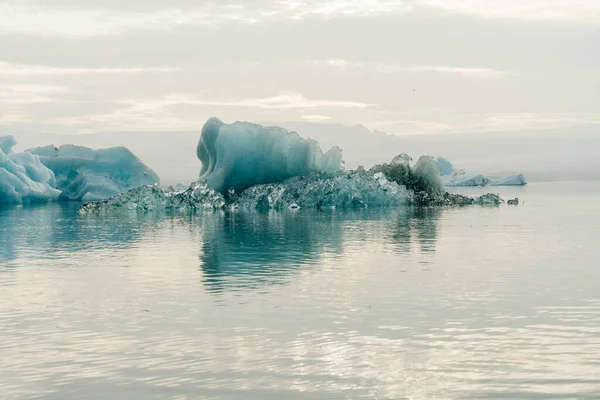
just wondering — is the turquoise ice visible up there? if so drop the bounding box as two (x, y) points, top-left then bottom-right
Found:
(197, 118), (344, 194)
(29, 144), (160, 201)
(0, 136), (60, 204)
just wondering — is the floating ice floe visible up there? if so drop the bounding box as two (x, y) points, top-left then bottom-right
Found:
(79, 171), (410, 214)
(29, 144), (160, 201)
(0, 136), (61, 204)
(197, 118), (343, 194)
(435, 156), (527, 187)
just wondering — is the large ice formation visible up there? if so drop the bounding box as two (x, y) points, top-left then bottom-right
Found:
(435, 157), (527, 187)
(197, 118), (344, 194)
(413, 156), (444, 194)
(79, 171), (410, 214)
(0, 136), (61, 204)
(368, 155), (444, 205)
(0, 136), (17, 154)
(28, 145), (160, 201)
(488, 174), (528, 186)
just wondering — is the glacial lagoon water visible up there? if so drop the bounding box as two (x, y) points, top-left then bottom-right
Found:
(1, 182), (599, 399)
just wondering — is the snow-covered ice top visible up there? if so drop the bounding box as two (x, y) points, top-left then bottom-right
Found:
(0, 136), (61, 204)
(29, 144), (160, 201)
(197, 118), (344, 194)
(435, 156), (527, 187)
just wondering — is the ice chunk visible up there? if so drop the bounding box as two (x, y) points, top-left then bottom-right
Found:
(369, 154), (443, 195)
(197, 118), (344, 194)
(391, 153), (412, 166)
(79, 181), (226, 214)
(475, 193), (504, 205)
(29, 144), (160, 201)
(434, 156), (454, 176)
(413, 156), (444, 194)
(441, 170), (490, 187)
(0, 136), (17, 155)
(0, 136), (61, 204)
(80, 171), (410, 214)
(489, 174), (527, 186)
(235, 172), (409, 210)
(435, 156), (526, 187)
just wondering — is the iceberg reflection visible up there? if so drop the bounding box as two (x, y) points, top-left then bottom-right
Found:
(198, 208), (442, 292)
(0, 202), (159, 265)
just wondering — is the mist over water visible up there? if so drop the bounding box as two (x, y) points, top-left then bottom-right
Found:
(1, 182), (599, 399)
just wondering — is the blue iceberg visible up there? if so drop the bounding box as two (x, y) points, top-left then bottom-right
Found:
(0, 136), (61, 204)
(28, 144), (160, 201)
(79, 171), (410, 214)
(435, 156), (527, 187)
(197, 118), (344, 194)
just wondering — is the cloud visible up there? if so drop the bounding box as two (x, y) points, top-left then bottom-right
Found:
(0, 109), (28, 125)
(422, 0), (600, 22)
(0, 3), (219, 37)
(2, 0), (599, 38)
(0, 84), (68, 104)
(0, 1), (412, 37)
(307, 59), (514, 79)
(280, 0), (412, 18)
(370, 112), (600, 134)
(377, 65), (514, 79)
(301, 115), (332, 121)
(154, 93), (374, 109)
(3, 0), (599, 38)
(0, 61), (177, 76)
(51, 93), (373, 132)
(304, 59), (364, 69)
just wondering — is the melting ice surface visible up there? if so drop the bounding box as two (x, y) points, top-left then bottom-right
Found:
(435, 156), (527, 187)
(0, 136), (60, 204)
(197, 118), (343, 194)
(29, 144), (160, 201)
(81, 119), (508, 214)
(79, 171), (410, 214)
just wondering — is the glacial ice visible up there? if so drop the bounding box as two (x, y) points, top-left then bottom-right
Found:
(441, 170), (490, 187)
(0, 136), (61, 204)
(413, 156), (444, 194)
(488, 174), (528, 186)
(29, 144), (160, 201)
(434, 156), (454, 176)
(435, 156), (527, 187)
(197, 118), (344, 194)
(234, 172), (409, 210)
(0, 136), (17, 154)
(79, 171), (410, 214)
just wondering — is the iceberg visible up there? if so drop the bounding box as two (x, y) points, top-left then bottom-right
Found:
(0, 136), (61, 204)
(369, 155), (444, 206)
(234, 171), (409, 210)
(80, 150), (507, 215)
(441, 170), (490, 187)
(434, 157), (527, 187)
(412, 156), (444, 194)
(0, 136), (17, 154)
(28, 144), (160, 201)
(79, 171), (410, 214)
(434, 156), (454, 176)
(488, 174), (528, 186)
(197, 118), (344, 194)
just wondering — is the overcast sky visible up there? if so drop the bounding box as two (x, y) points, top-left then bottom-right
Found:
(1, 0), (599, 136)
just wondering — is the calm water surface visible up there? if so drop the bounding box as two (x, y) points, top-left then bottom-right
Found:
(1, 182), (599, 399)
